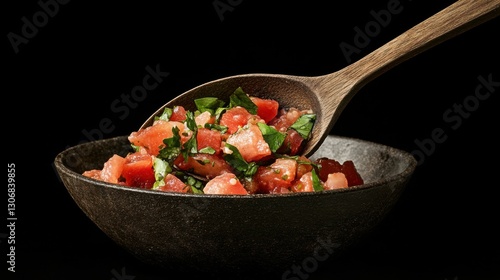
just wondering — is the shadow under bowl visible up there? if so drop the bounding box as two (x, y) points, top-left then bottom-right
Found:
(54, 135), (417, 276)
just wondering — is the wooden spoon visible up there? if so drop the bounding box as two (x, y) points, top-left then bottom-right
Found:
(141, 0), (499, 157)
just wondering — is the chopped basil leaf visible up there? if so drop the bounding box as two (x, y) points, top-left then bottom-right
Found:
(311, 168), (323, 191)
(290, 114), (316, 139)
(257, 122), (286, 153)
(152, 158), (172, 189)
(204, 123), (228, 134)
(185, 111), (198, 131)
(229, 87), (258, 114)
(181, 111), (198, 160)
(199, 146), (216, 154)
(182, 131), (198, 160)
(214, 107), (227, 122)
(194, 97), (225, 114)
(131, 144), (141, 152)
(155, 107), (173, 122)
(158, 126), (182, 163)
(173, 171), (205, 194)
(223, 143), (258, 178)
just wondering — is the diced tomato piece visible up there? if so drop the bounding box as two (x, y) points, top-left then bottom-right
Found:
(170, 106), (187, 122)
(98, 154), (126, 184)
(253, 158), (297, 193)
(315, 157), (342, 182)
(323, 172), (348, 190)
(82, 169), (103, 181)
(268, 108), (302, 132)
(128, 120), (185, 156)
(219, 107), (254, 134)
(121, 153), (155, 188)
(291, 172), (314, 193)
(296, 156), (313, 179)
(156, 173), (188, 193)
(269, 187), (292, 194)
(224, 123), (271, 162)
(250, 96), (279, 123)
(195, 111), (215, 127)
(203, 173), (248, 195)
(197, 128), (222, 154)
(277, 129), (304, 156)
(341, 160), (364, 186)
(241, 178), (260, 194)
(174, 153), (233, 179)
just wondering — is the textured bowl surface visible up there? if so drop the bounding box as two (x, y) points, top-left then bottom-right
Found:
(54, 135), (417, 275)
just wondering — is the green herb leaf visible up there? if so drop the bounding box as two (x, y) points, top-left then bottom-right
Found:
(158, 126), (182, 163)
(155, 107), (173, 122)
(182, 131), (198, 160)
(185, 111), (198, 131)
(152, 158), (172, 189)
(229, 87), (258, 114)
(194, 97), (225, 114)
(172, 171), (205, 194)
(311, 168), (323, 192)
(131, 144), (141, 153)
(223, 143), (258, 178)
(205, 123), (228, 134)
(290, 114), (316, 139)
(257, 122), (286, 153)
(179, 111), (199, 160)
(199, 146), (216, 154)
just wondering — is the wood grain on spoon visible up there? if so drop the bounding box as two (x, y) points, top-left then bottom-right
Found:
(141, 0), (499, 157)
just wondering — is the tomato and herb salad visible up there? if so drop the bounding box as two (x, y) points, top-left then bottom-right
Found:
(83, 87), (364, 195)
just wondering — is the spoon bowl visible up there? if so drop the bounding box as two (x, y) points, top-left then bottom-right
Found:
(141, 0), (499, 157)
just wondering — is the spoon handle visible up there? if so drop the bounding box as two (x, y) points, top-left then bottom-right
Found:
(323, 0), (499, 94)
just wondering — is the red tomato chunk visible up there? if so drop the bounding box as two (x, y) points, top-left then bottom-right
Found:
(83, 87), (364, 195)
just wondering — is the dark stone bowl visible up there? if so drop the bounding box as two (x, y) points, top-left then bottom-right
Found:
(54, 135), (416, 277)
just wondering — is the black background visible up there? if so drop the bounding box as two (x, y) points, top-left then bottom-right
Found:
(3, 0), (499, 279)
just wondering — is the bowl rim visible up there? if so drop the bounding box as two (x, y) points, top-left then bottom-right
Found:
(54, 135), (417, 199)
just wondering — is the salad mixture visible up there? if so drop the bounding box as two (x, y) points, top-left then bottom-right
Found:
(83, 87), (364, 195)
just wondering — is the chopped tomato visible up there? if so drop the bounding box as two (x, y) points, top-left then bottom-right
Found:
(268, 108), (302, 132)
(341, 160), (364, 186)
(174, 153), (233, 179)
(253, 158), (297, 193)
(277, 129), (304, 156)
(323, 172), (348, 190)
(170, 106), (187, 122)
(121, 152), (155, 188)
(197, 128), (222, 154)
(156, 173), (188, 193)
(99, 154), (126, 184)
(128, 120), (185, 156)
(219, 107), (254, 134)
(250, 96), (279, 123)
(291, 172), (314, 193)
(269, 187), (292, 194)
(296, 156), (313, 179)
(82, 169), (102, 181)
(195, 111), (215, 127)
(315, 157), (342, 182)
(224, 123), (271, 162)
(203, 173), (248, 195)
